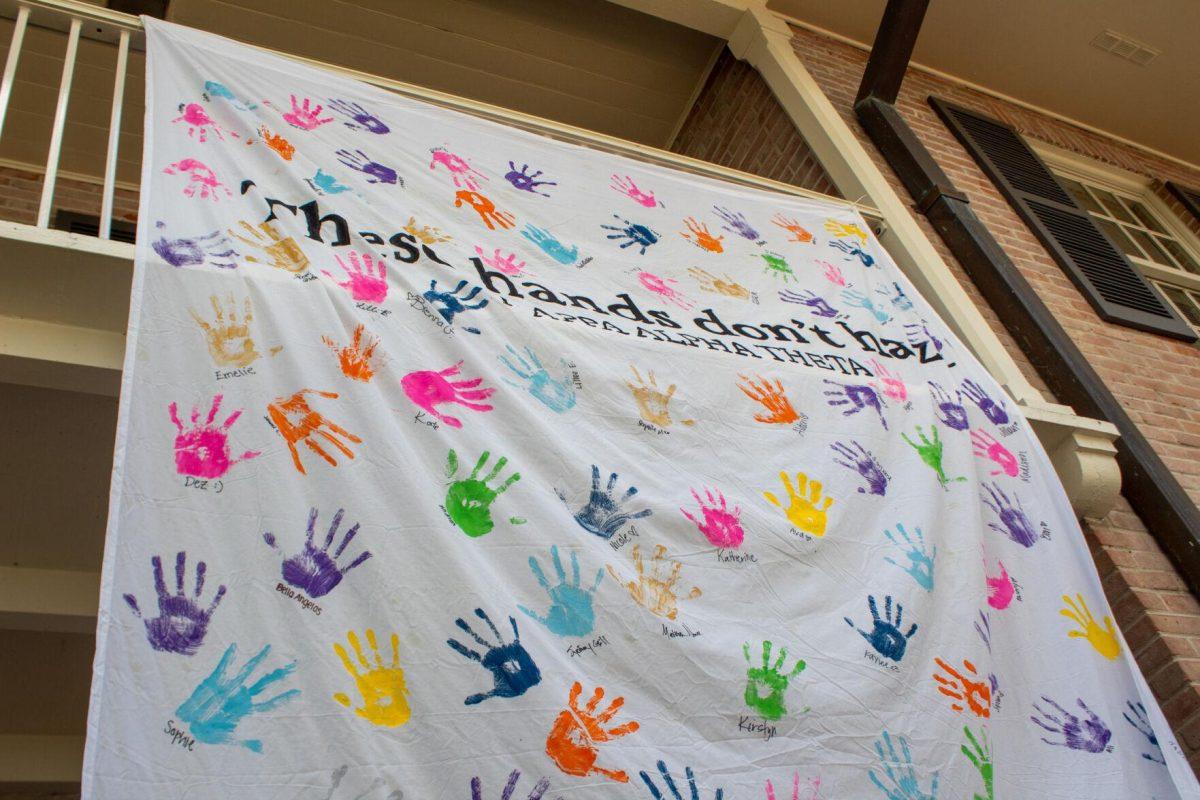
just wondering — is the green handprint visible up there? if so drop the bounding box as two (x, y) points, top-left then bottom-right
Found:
(743, 640), (806, 721)
(444, 449), (521, 538)
(901, 425), (965, 487)
(962, 725), (993, 800)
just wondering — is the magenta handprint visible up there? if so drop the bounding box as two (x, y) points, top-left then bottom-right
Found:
(336, 149), (400, 185)
(982, 482), (1037, 548)
(327, 99), (389, 134)
(152, 221), (237, 269)
(869, 359), (908, 403)
(280, 95), (333, 130)
(983, 550), (1014, 610)
(928, 381), (969, 431)
(961, 379), (1010, 425)
(638, 271), (694, 310)
(824, 379), (888, 429)
(475, 246), (529, 277)
(262, 507), (371, 599)
(971, 429), (1018, 477)
(164, 158), (231, 201)
(322, 251), (388, 303)
(169, 395), (260, 480)
(819, 260), (846, 286)
(504, 162), (556, 196)
(124, 551), (225, 655)
(779, 289), (837, 318)
(172, 103), (231, 142)
(431, 147), (487, 191)
(610, 174), (657, 207)
(830, 441), (888, 496)
(401, 362), (495, 428)
(680, 487), (744, 548)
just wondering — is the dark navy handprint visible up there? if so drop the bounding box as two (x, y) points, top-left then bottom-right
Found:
(640, 760), (724, 800)
(519, 546), (603, 637)
(845, 594), (918, 662)
(1031, 696), (1112, 753)
(124, 551), (225, 655)
(982, 482), (1037, 548)
(602, 214), (659, 255)
(262, 507), (371, 599)
(424, 279), (488, 332)
(446, 608), (542, 705)
(328, 99), (389, 134)
(1124, 701), (1166, 764)
(504, 162), (556, 196)
(928, 381), (969, 431)
(961, 379), (1009, 425)
(557, 465), (653, 539)
(830, 238), (875, 267)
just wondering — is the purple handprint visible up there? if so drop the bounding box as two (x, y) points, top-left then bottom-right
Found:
(928, 381), (969, 431)
(714, 205), (760, 241)
(830, 441), (887, 496)
(336, 149), (400, 185)
(262, 507), (372, 598)
(961, 379), (1009, 425)
(905, 319), (945, 353)
(124, 551), (225, 655)
(779, 289), (837, 318)
(982, 482), (1037, 548)
(327, 99), (389, 134)
(152, 221), (237, 269)
(1031, 696), (1112, 753)
(824, 379), (888, 429)
(504, 162), (556, 196)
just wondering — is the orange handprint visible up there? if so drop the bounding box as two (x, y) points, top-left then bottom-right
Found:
(322, 324), (381, 382)
(933, 657), (991, 718)
(258, 126), (295, 161)
(545, 682), (640, 783)
(680, 217), (724, 253)
(267, 389), (362, 475)
(738, 374), (800, 424)
(454, 190), (515, 231)
(771, 213), (814, 244)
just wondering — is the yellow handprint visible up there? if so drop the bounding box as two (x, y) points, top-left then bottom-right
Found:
(606, 544), (701, 620)
(228, 220), (310, 273)
(402, 215), (452, 245)
(333, 629), (411, 727)
(1060, 593), (1121, 660)
(687, 267), (750, 300)
(625, 366), (694, 427)
(190, 294), (263, 368)
(823, 219), (869, 242)
(763, 471), (834, 537)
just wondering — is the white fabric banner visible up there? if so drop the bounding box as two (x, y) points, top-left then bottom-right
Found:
(84, 17), (1200, 799)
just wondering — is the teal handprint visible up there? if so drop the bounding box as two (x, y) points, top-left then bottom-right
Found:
(444, 449), (521, 538)
(870, 730), (939, 800)
(500, 344), (577, 413)
(902, 425), (965, 487)
(883, 524), (935, 591)
(743, 640), (806, 721)
(962, 725), (993, 800)
(519, 546), (603, 637)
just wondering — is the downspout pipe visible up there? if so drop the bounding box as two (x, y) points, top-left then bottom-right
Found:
(852, 0), (1200, 594)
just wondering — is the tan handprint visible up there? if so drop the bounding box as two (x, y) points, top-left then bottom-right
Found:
(322, 323), (381, 382)
(607, 544), (701, 621)
(763, 471), (834, 537)
(823, 219), (869, 242)
(625, 366), (694, 427)
(688, 267), (750, 300)
(402, 215), (451, 245)
(1061, 593), (1121, 660)
(267, 389), (362, 475)
(189, 294), (273, 368)
(738, 374), (800, 424)
(228, 220), (310, 273)
(332, 629), (411, 728)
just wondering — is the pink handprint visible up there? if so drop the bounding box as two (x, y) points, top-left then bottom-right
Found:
(680, 488), (744, 548)
(172, 103), (232, 142)
(610, 174), (657, 207)
(474, 246), (530, 277)
(280, 95), (333, 130)
(819, 260), (845, 286)
(169, 395), (260, 479)
(163, 158), (231, 201)
(971, 429), (1018, 477)
(637, 271), (694, 310)
(322, 251), (388, 303)
(868, 359), (907, 402)
(431, 147), (487, 191)
(400, 362), (495, 428)
(983, 549), (1015, 610)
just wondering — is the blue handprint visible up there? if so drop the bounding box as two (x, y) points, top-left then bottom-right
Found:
(602, 214), (659, 255)
(1124, 701), (1166, 764)
(841, 288), (891, 324)
(123, 551), (225, 655)
(557, 465), (652, 539)
(927, 382), (969, 431)
(880, 281), (913, 311)
(869, 730), (939, 800)
(445, 608), (542, 705)
(328, 99), (389, 134)
(845, 594), (918, 662)
(424, 279), (489, 332)
(882, 524), (935, 591)
(336, 148), (400, 185)
(262, 507), (371, 599)
(202, 80), (256, 110)
(305, 168), (351, 195)
(500, 344), (576, 412)
(519, 546), (603, 637)
(520, 224), (578, 265)
(830, 238), (875, 267)
(713, 205), (759, 241)
(640, 760), (724, 799)
(504, 162), (557, 196)
(176, 643), (300, 752)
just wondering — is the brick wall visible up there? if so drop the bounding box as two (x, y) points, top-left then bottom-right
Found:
(0, 165), (139, 230)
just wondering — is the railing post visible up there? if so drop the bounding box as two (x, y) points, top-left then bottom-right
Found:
(37, 15), (82, 230)
(99, 28), (130, 240)
(0, 4), (31, 143)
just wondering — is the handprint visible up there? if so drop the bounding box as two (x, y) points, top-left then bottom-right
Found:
(323, 250), (388, 303)
(971, 429), (1017, 477)
(981, 482), (1037, 547)
(399, 215), (451, 245)
(743, 641), (806, 721)
(258, 126), (295, 160)
(332, 629), (410, 727)
(759, 252), (796, 282)
(779, 289), (837, 318)
(152, 220), (237, 269)
(521, 224), (578, 265)
(323, 764), (404, 800)
(603, 214), (659, 254)
(841, 288), (891, 324)
(228, 220), (309, 273)
(688, 267), (749, 299)
(401, 362), (494, 427)
(626, 366), (692, 427)
(869, 359), (907, 402)
(765, 774), (823, 800)
(446, 608), (541, 704)
(476, 246), (529, 276)
(610, 174), (657, 207)
(267, 389), (361, 474)
(202, 79), (256, 110)
(443, 449), (521, 538)
(640, 761), (725, 800)
(961, 726), (993, 800)
(638, 271), (695, 310)
(869, 730), (938, 800)
(680, 487), (744, 549)
(763, 471), (834, 536)
(902, 425), (965, 487)
(1124, 701), (1166, 764)
(164, 158), (230, 200)
(500, 345), (576, 413)
(189, 293), (264, 368)
(845, 594), (918, 662)
(169, 394), (260, 478)
(276, 94), (332, 129)
(431, 147), (487, 191)
(471, 770), (555, 800)
(328, 99), (389, 134)
(824, 219), (869, 242)
(972, 612), (1000, 697)
(927, 382), (968, 431)
(519, 546), (603, 638)
(714, 206), (760, 241)
(172, 102), (230, 142)
(933, 657), (991, 718)
(262, 507), (371, 598)
(830, 440), (888, 496)
(982, 551), (1014, 610)
(740, 372), (802, 424)
(557, 465), (652, 539)
(455, 189), (515, 230)
(423, 279), (489, 330)
(323, 324), (381, 382)
(124, 552), (225, 655)
(905, 320), (945, 353)
(771, 213), (814, 244)
(879, 281), (913, 311)
(829, 238), (875, 267)
(824, 378), (887, 429)
(1060, 593), (1121, 660)
(504, 161), (556, 196)
(306, 169), (353, 195)
(336, 149), (400, 185)
(608, 544), (701, 620)
(883, 524), (935, 591)
(681, 217), (725, 253)
(176, 643), (299, 752)
(1031, 696), (1111, 752)
(961, 379), (1009, 425)
(545, 682), (639, 783)
(819, 260), (846, 286)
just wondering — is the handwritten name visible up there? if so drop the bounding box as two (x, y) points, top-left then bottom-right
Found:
(789, 527), (816, 542)
(566, 361), (583, 390)
(737, 716), (776, 741)
(999, 421), (1020, 437)
(164, 719), (196, 751)
(717, 549), (757, 564)
(293, 271), (318, 283)
(275, 582), (322, 616)
(413, 411), (439, 430)
(661, 621), (701, 639)
(1019, 452), (1031, 481)
(355, 301), (391, 316)
(993, 689), (1004, 712)
(1011, 578), (1024, 603)
(1039, 521), (1052, 542)
(215, 366), (256, 381)
(864, 649), (900, 672)
(637, 419), (670, 436)
(407, 292), (453, 335)
(609, 528), (638, 551)
(183, 476), (223, 493)
(567, 635), (609, 657)
(792, 415), (809, 435)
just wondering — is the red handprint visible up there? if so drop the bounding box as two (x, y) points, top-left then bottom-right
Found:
(400, 362), (495, 428)
(545, 682), (640, 783)
(267, 389), (362, 475)
(169, 395), (260, 479)
(680, 487), (744, 548)
(933, 657), (991, 718)
(454, 190), (515, 231)
(322, 251), (388, 303)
